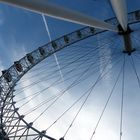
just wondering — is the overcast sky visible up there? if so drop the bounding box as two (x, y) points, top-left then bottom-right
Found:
(1, 1), (140, 140)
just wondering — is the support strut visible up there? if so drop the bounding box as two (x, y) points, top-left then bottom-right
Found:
(118, 25), (135, 55)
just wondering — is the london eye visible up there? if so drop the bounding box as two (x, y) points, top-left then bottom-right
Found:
(0, 0), (140, 140)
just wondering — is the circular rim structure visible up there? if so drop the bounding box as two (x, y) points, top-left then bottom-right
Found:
(0, 10), (140, 140)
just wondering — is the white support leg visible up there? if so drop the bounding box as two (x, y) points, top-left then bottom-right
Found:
(0, 0), (118, 32)
(110, 0), (128, 31)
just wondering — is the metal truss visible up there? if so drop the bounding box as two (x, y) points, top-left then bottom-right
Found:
(0, 10), (140, 140)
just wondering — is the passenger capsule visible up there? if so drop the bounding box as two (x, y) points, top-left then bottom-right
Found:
(77, 30), (82, 38)
(135, 11), (140, 20)
(90, 27), (95, 33)
(52, 41), (57, 50)
(2, 70), (12, 82)
(26, 54), (34, 64)
(39, 47), (45, 56)
(14, 61), (23, 72)
(64, 35), (69, 43)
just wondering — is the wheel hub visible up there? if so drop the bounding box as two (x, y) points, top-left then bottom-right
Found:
(118, 24), (135, 55)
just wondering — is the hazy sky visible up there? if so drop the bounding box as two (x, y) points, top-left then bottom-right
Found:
(1, 1), (140, 140)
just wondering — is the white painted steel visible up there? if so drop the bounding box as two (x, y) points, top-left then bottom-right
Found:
(110, 0), (128, 31)
(0, 0), (118, 32)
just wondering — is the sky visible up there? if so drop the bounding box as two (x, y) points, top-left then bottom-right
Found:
(1, 0), (140, 140)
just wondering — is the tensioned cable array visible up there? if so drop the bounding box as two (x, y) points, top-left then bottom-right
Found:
(13, 32), (123, 139)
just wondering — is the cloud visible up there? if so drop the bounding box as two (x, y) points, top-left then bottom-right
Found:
(11, 44), (27, 60)
(14, 72), (121, 140)
(8, 36), (27, 61)
(97, 33), (113, 88)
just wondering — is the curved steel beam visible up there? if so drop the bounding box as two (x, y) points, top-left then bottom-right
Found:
(110, 0), (128, 31)
(0, 0), (118, 32)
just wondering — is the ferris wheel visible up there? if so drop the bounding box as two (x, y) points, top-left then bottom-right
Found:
(0, 0), (140, 140)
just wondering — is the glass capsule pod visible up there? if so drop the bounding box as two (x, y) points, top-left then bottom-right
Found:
(52, 41), (57, 50)
(90, 27), (95, 33)
(39, 47), (46, 56)
(26, 54), (34, 64)
(14, 61), (23, 72)
(2, 70), (12, 82)
(77, 30), (82, 38)
(135, 11), (140, 20)
(64, 35), (69, 43)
